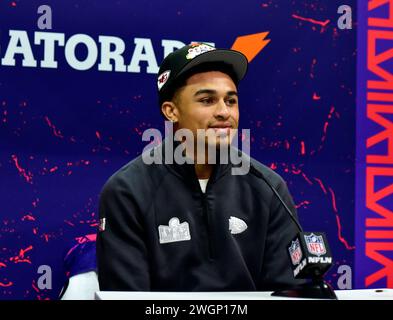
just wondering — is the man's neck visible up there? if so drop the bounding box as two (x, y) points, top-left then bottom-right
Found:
(181, 141), (215, 179)
(194, 163), (213, 179)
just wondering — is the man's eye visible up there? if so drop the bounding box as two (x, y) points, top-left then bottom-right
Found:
(226, 98), (238, 105)
(200, 97), (214, 104)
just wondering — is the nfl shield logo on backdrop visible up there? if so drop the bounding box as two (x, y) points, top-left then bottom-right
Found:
(304, 233), (326, 257)
(288, 238), (303, 265)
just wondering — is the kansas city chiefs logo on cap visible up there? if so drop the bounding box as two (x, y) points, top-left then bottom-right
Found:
(186, 43), (215, 60)
(157, 70), (171, 90)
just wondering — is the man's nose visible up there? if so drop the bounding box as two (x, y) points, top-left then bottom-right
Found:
(214, 99), (230, 119)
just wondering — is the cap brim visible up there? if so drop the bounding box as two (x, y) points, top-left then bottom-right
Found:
(177, 49), (248, 83)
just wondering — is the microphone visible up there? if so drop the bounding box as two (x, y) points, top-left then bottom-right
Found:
(249, 164), (337, 299)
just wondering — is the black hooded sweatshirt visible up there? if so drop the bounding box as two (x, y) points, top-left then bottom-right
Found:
(97, 140), (304, 291)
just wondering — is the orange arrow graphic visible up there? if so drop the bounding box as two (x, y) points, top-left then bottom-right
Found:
(231, 32), (271, 62)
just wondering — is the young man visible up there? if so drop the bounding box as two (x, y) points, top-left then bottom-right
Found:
(96, 43), (304, 291)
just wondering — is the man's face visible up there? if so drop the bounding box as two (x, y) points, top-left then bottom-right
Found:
(172, 71), (239, 150)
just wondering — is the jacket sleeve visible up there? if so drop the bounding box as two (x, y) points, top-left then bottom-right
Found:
(96, 177), (151, 291)
(258, 178), (306, 291)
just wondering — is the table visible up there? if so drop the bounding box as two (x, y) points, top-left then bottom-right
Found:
(95, 288), (393, 300)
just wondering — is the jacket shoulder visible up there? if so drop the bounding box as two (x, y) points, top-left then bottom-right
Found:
(101, 151), (167, 198)
(248, 157), (286, 189)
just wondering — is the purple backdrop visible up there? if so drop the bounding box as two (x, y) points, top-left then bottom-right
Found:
(0, 0), (357, 299)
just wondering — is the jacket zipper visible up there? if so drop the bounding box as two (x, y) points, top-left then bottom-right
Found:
(201, 189), (214, 261)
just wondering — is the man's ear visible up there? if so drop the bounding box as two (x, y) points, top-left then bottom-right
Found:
(161, 101), (179, 123)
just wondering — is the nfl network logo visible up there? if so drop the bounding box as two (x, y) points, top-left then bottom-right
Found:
(305, 233), (326, 257)
(288, 238), (303, 265)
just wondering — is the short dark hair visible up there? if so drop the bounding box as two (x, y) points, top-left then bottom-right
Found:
(158, 62), (239, 118)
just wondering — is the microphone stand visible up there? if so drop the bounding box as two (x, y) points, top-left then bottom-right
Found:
(271, 274), (337, 299)
(250, 164), (337, 300)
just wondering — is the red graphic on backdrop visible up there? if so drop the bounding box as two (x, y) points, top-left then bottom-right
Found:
(361, 0), (393, 288)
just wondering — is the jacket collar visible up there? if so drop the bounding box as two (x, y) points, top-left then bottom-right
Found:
(160, 138), (233, 187)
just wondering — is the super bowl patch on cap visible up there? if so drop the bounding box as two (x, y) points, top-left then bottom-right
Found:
(186, 43), (215, 60)
(157, 70), (171, 90)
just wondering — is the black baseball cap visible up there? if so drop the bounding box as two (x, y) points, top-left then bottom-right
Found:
(157, 42), (248, 101)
